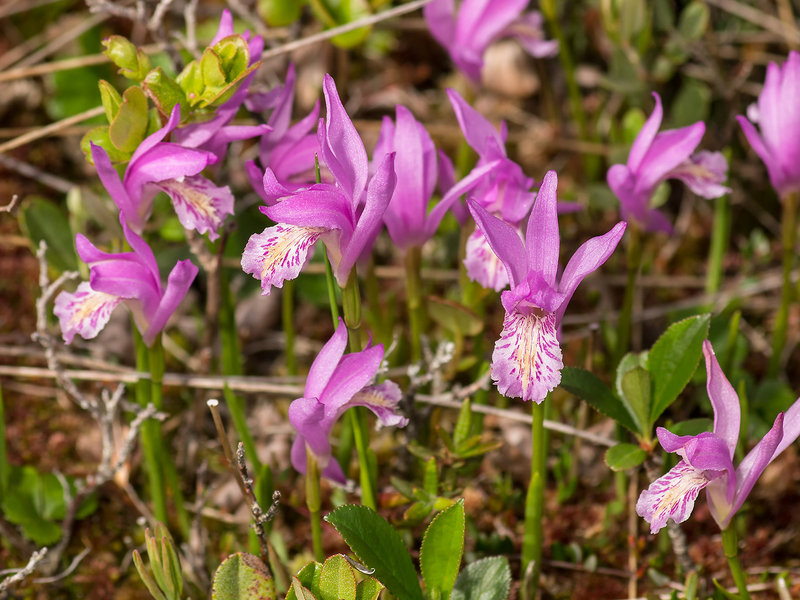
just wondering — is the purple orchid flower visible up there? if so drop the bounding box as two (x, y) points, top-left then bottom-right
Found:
(448, 89), (580, 291)
(92, 106), (234, 241)
(469, 170), (626, 403)
(372, 104), (502, 249)
(54, 216), (198, 346)
(424, 0), (557, 84)
(288, 318), (407, 483)
(637, 340), (800, 533)
(607, 92), (730, 233)
(242, 74), (396, 291)
(172, 10), (270, 163)
(737, 51), (800, 197)
(245, 64), (321, 195)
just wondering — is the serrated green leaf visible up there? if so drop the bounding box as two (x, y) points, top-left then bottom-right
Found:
(421, 499), (465, 600)
(560, 367), (639, 433)
(325, 505), (423, 600)
(284, 562), (322, 600)
(289, 578), (316, 600)
(212, 553), (275, 600)
(318, 555), (357, 600)
(81, 126), (132, 164)
(604, 443), (647, 472)
(20, 196), (78, 273)
(201, 48), (227, 90)
(450, 556), (511, 600)
(355, 578), (384, 600)
(647, 315), (710, 428)
(619, 366), (651, 435)
(109, 85), (148, 153)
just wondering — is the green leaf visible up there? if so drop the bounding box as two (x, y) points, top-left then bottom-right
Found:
(423, 457), (438, 496)
(284, 562), (322, 600)
(560, 367), (639, 433)
(258, 0), (306, 26)
(200, 48), (227, 90)
(143, 67), (188, 119)
(677, 1), (709, 40)
(109, 85), (148, 153)
(647, 314), (710, 427)
(420, 500), (465, 600)
(19, 196), (78, 273)
(81, 126), (132, 164)
(289, 578), (316, 600)
(325, 505), (424, 600)
(619, 366), (651, 435)
(98, 80), (123, 122)
(355, 578), (384, 600)
(604, 443), (647, 472)
(453, 398), (473, 448)
(318, 555), (357, 600)
(212, 553), (276, 600)
(103, 35), (152, 81)
(427, 297), (484, 337)
(450, 556), (511, 600)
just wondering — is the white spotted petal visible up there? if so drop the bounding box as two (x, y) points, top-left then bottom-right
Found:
(242, 224), (328, 295)
(491, 309), (563, 403)
(464, 227), (510, 292)
(636, 460), (713, 534)
(152, 175), (234, 241)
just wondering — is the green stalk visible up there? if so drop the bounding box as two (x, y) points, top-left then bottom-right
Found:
(404, 246), (425, 363)
(721, 526), (751, 600)
(705, 193), (731, 303)
(769, 191), (798, 376)
(539, 0), (599, 179)
(282, 279), (297, 376)
(0, 384), (8, 494)
(148, 336), (189, 536)
(305, 448), (324, 562)
(615, 222), (642, 366)
(134, 328), (167, 525)
(341, 270), (377, 510)
(521, 398), (546, 594)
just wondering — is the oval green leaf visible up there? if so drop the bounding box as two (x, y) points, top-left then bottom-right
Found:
(420, 500), (465, 600)
(604, 443), (647, 472)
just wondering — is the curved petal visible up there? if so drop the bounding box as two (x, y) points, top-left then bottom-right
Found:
(447, 88), (505, 158)
(636, 460), (710, 534)
(322, 343), (385, 419)
(556, 221), (626, 321)
(241, 224), (327, 295)
(491, 309), (562, 403)
(667, 151), (730, 199)
(628, 92), (663, 172)
(703, 340), (741, 456)
(526, 170), (559, 288)
(423, 0), (456, 48)
(305, 318), (349, 400)
(129, 104), (181, 166)
(91, 144), (141, 230)
(288, 397), (331, 461)
(771, 396), (800, 460)
(635, 123), (705, 195)
(124, 142), (215, 197)
(142, 259), (198, 345)
(467, 200), (526, 288)
(321, 74), (368, 200)
(262, 186), (353, 232)
(210, 9), (234, 45)
(88, 261), (160, 315)
(53, 282), (122, 344)
(336, 153), (395, 284)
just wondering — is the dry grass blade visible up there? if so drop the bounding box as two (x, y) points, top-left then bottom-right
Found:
(0, 106), (104, 154)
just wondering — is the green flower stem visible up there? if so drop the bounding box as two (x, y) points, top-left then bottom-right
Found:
(282, 279), (297, 376)
(323, 248), (341, 325)
(148, 336), (190, 536)
(721, 526), (751, 600)
(539, 0), (600, 179)
(615, 222), (642, 366)
(705, 193), (730, 302)
(404, 246), (424, 363)
(341, 270), (378, 510)
(769, 191), (798, 376)
(133, 328), (167, 524)
(522, 398), (546, 594)
(305, 448), (324, 562)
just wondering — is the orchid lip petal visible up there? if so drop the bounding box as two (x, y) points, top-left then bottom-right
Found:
(53, 282), (122, 344)
(491, 309), (563, 403)
(241, 224), (327, 295)
(636, 460), (711, 534)
(152, 176), (234, 241)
